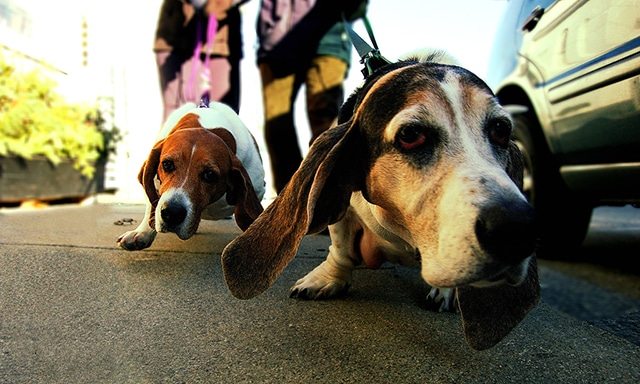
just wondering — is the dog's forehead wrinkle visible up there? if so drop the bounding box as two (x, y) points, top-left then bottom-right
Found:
(357, 64), (441, 131)
(383, 78), (460, 143)
(437, 75), (505, 166)
(440, 73), (466, 125)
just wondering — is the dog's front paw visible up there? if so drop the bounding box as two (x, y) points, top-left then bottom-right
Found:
(290, 261), (352, 300)
(117, 229), (157, 251)
(426, 287), (457, 313)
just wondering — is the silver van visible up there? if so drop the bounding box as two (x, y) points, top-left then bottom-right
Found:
(487, 0), (640, 255)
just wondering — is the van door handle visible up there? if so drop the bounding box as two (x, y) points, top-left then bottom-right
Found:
(522, 6), (545, 32)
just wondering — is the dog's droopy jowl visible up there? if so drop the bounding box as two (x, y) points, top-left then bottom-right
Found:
(221, 51), (539, 350)
(117, 102), (265, 251)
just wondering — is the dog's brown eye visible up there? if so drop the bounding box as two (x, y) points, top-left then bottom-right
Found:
(162, 160), (175, 173)
(488, 119), (512, 147)
(201, 170), (218, 184)
(397, 125), (427, 151)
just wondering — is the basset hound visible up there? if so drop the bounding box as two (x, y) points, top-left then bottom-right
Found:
(117, 102), (265, 251)
(220, 51), (540, 350)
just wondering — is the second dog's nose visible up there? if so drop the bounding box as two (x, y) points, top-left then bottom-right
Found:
(161, 203), (187, 228)
(475, 198), (537, 264)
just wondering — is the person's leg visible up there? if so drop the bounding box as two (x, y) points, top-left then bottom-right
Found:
(156, 51), (188, 121)
(221, 56), (241, 113)
(305, 55), (348, 143)
(259, 62), (303, 193)
(204, 56), (234, 110)
(222, 6), (243, 113)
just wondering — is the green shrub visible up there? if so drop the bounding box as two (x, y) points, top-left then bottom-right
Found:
(0, 54), (119, 177)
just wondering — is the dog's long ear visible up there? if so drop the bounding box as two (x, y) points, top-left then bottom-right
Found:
(456, 257), (540, 350)
(140, 140), (165, 226)
(222, 121), (363, 299)
(226, 157), (264, 231)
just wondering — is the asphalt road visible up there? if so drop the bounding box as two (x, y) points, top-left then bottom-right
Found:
(0, 201), (638, 383)
(537, 205), (640, 346)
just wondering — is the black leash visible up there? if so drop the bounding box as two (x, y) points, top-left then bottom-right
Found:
(342, 14), (392, 79)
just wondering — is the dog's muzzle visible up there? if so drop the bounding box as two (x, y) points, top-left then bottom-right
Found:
(156, 190), (196, 239)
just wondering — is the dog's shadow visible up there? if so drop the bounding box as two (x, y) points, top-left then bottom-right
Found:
(111, 219), (239, 287)
(245, 255), (476, 362)
(110, 227), (531, 361)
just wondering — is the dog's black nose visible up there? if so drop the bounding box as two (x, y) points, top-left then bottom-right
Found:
(161, 203), (187, 228)
(475, 198), (536, 264)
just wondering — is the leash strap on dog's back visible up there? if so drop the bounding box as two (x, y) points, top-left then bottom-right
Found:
(342, 14), (392, 78)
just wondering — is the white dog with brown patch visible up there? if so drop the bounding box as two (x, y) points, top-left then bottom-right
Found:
(117, 102), (265, 251)
(221, 51), (540, 350)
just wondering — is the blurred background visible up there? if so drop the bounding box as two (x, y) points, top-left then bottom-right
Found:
(0, 0), (507, 201)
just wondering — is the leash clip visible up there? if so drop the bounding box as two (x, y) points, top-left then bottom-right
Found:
(343, 14), (392, 78)
(198, 94), (210, 108)
(359, 49), (392, 79)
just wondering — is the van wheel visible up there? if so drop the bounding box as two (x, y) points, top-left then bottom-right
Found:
(512, 114), (593, 258)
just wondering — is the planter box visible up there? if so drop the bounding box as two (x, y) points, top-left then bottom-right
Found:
(0, 157), (106, 204)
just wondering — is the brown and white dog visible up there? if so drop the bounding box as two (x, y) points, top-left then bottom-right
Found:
(117, 102), (265, 251)
(221, 51), (539, 350)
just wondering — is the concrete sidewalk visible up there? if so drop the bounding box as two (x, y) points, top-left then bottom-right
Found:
(1, 201), (638, 383)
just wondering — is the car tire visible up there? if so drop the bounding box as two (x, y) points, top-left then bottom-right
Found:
(512, 114), (593, 258)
